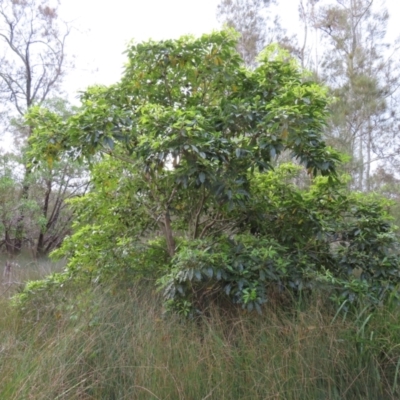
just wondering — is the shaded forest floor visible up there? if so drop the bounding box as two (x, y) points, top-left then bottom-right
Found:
(0, 259), (400, 400)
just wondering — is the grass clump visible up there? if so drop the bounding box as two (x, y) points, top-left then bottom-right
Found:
(0, 259), (399, 400)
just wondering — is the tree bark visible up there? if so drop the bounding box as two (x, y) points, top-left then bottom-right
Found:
(163, 210), (175, 257)
(36, 177), (52, 256)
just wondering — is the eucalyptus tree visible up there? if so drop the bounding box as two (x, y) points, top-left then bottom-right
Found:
(0, 0), (70, 116)
(308, 0), (400, 190)
(217, 0), (283, 66)
(0, 0), (72, 253)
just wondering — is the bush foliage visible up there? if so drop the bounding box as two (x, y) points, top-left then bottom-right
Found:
(21, 30), (400, 314)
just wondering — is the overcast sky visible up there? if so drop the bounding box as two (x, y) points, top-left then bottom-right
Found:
(59, 0), (400, 102)
(60, 0), (220, 99)
(1, 0), (398, 149)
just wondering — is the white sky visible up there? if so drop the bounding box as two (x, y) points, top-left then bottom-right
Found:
(1, 0), (399, 150)
(61, 0), (221, 98)
(59, 0), (400, 102)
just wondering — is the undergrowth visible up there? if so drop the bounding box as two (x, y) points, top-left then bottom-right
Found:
(0, 261), (400, 399)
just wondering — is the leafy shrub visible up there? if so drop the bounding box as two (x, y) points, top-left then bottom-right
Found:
(20, 31), (400, 315)
(14, 164), (400, 315)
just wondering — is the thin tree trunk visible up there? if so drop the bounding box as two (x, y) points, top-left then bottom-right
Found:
(5, 229), (14, 255)
(36, 177), (52, 256)
(163, 210), (175, 257)
(14, 166), (31, 254)
(358, 134), (364, 191)
(366, 117), (372, 192)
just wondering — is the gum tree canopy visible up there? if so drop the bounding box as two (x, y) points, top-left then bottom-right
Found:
(27, 30), (400, 314)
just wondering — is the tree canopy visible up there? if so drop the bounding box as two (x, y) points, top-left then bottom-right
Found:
(25, 30), (400, 315)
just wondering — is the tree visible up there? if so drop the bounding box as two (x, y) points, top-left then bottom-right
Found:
(25, 99), (89, 256)
(26, 31), (399, 314)
(0, 0), (71, 254)
(0, 138), (88, 257)
(216, 0), (284, 66)
(0, 152), (33, 255)
(0, 98), (86, 258)
(0, 0), (70, 116)
(29, 30), (338, 253)
(307, 0), (400, 191)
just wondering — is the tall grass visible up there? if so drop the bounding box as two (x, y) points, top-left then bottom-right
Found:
(0, 254), (64, 298)
(0, 260), (399, 399)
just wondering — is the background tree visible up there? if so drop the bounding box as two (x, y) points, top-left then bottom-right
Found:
(0, 100), (88, 257)
(305, 0), (400, 190)
(0, 0), (70, 116)
(0, 152), (32, 255)
(0, 0), (72, 254)
(25, 99), (89, 256)
(217, 0), (284, 66)
(218, 0), (400, 193)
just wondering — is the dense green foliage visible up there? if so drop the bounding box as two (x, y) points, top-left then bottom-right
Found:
(23, 30), (400, 315)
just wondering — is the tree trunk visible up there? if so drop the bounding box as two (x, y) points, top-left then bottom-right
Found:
(5, 230), (14, 255)
(163, 210), (175, 257)
(13, 166), (31, 254)
(36, 177), (52, 256)
(366, 117), (372, 192)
